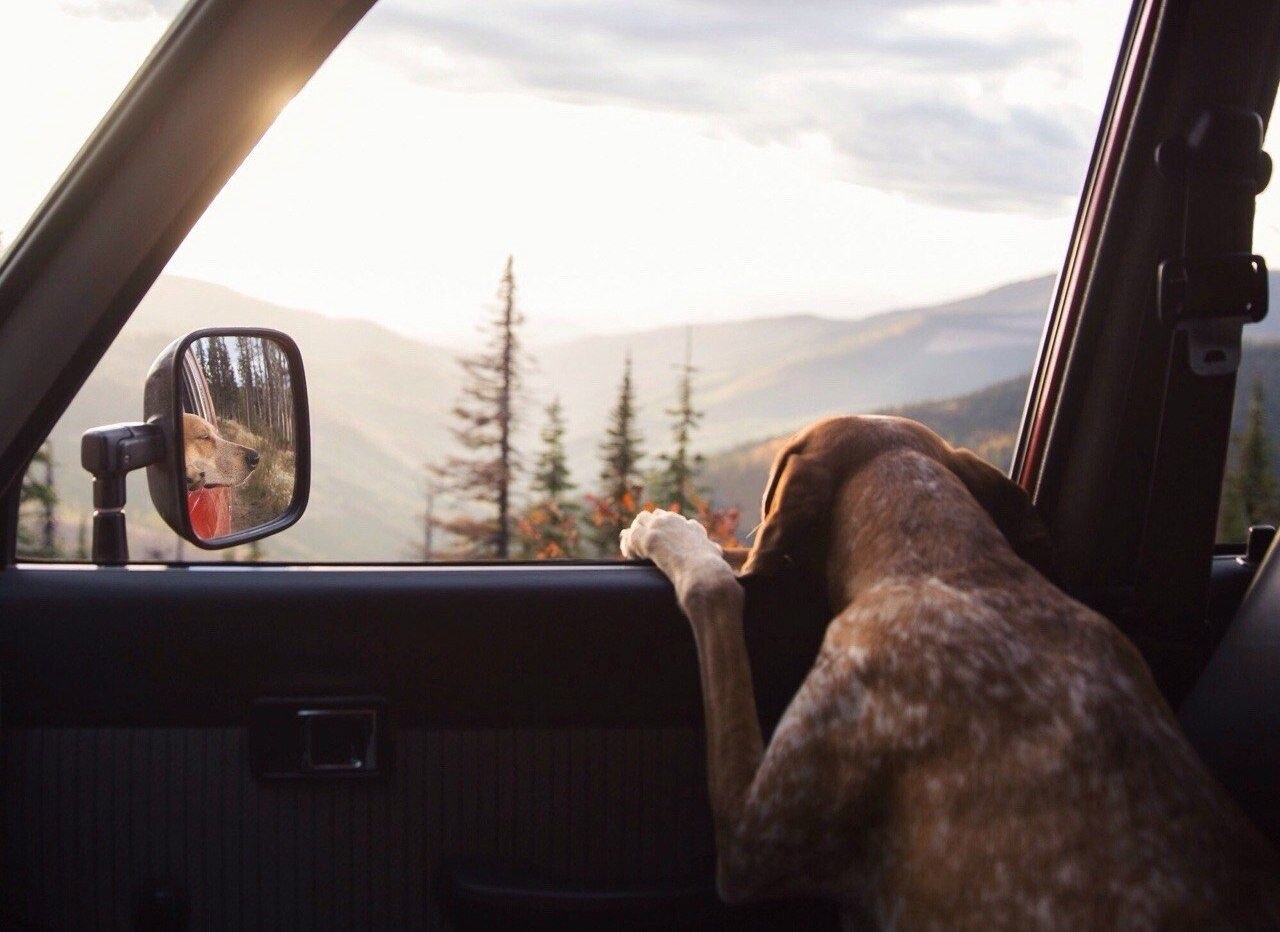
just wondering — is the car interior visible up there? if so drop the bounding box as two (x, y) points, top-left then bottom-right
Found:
(3, 0), (1280, 928)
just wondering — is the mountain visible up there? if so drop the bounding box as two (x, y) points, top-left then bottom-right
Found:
(32, 277), (463, 561)
(26, 272), (1280, 560)
(699, 374), (1032, 523)
(699, 339), (1280, 534)
(534, 275), (1053, 468)
(537, 271), (1280, 473)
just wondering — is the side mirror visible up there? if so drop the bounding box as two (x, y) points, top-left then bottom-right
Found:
(144, 328), (310, 549)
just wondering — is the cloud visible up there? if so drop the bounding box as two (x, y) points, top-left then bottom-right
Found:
(60, 0), (1101, 212)
(817, 93), (1092, 211)
(368, 0), (1096, 213)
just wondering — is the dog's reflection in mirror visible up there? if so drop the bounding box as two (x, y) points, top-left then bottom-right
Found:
(182, 411), (259, 492)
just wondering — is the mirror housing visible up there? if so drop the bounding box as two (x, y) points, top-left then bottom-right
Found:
(144, 327), (310, 549)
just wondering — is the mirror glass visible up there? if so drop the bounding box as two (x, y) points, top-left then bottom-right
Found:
(181, 335), (297, 542)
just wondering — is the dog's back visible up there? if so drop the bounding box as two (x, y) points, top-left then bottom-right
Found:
(824, 451), (1280, 928)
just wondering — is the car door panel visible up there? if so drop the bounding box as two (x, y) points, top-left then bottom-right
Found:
(0, 566), (832, 929)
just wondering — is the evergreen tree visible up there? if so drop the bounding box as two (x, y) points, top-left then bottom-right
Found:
(599, 353), (644, 499)
(262, 339), (293, 444)
(40, 440), (57, 555)
(204, 336), (237, 416)
(235, 335), (263, 426)
(1221, 379), (1280, 540)
(532, 397), (575, 502)
(434, 256), (524, 557)
(517, 397), (580, 558)
(591, 353), (645, 555)
(650, 329), (703, 513)
(17, 442), (58, 557)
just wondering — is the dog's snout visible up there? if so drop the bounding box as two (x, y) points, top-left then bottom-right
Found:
(245, 449), (260, 468)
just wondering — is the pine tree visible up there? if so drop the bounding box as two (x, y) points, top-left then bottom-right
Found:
(17, 442), (58, 557)
(434, 256), (524, 558)
(40, 440), (58, 555)
(599, 353), (643, 499)
(517, 397), (580, 558)
(235, 335), (262, 426)
(204, 336), (237, 417)
(590, 353), (645, 555)
(1221, 379), (1280, 540)
(650, 329), (703, 513)
(9, 226), (61, 559)
(262, 339), (293, 445)
(532, 397), (574, 502)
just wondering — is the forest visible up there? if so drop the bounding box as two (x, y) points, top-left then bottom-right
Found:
(425, 257), (740, 560)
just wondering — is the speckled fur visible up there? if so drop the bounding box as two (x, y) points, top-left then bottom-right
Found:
(622, 416), (1280, 930)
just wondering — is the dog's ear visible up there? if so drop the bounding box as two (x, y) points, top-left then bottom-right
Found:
(947, 448), (1059, 582)
(740, 448), (835, 579)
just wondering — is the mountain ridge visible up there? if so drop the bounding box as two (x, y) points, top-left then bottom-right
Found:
(26, 270), (1280, 559)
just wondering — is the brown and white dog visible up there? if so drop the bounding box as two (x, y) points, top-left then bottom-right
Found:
(622, 415), (1280, 929)
(181, 411), (259, 492)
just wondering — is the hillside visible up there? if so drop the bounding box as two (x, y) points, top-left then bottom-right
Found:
(699, 339), (1280, 530)
(24, 272), (1280, 560)
(538, 272), (1280, 465)
(699, 374), (1032, 520)
(534, 275), (1055, 466)
(30, 277), (463, 561)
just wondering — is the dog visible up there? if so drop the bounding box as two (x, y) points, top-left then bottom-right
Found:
(181, 411), (259, 492)
(621, 415), (1280, 929)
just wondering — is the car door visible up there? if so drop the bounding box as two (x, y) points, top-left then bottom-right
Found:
(0, 563), (833, 930)
(2, 0), (1277, 929)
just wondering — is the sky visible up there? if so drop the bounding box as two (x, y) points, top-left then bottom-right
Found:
(5, 0), (1254, 347)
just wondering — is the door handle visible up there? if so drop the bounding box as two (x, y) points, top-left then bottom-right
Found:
(298, 707), (379, 772)
(249, 696), (387, 779)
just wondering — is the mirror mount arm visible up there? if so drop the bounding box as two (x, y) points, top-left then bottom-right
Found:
(80, 423), (166, 565)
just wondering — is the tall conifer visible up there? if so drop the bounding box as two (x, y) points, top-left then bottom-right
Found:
(592, 353), (645, 555)
(532, 397), (574, 503)
(17, 442), (58, 557)
(517, 397), (580, 558)
(651, 329), (703, 513)
(434, 256), (524, 557)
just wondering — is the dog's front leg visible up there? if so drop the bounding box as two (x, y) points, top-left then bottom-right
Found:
(621, 511), (765, 875)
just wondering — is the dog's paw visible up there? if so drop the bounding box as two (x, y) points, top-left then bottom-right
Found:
(624, 510), (741, 619)
(621, 509), (723, 570)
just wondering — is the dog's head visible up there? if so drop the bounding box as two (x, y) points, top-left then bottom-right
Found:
(740, 415), (1055, 582)
(182, 412), (260, 492)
